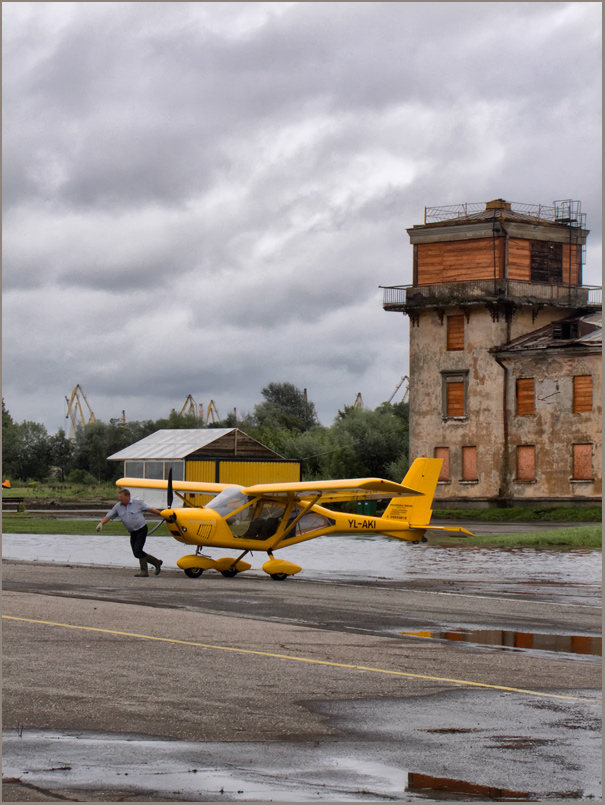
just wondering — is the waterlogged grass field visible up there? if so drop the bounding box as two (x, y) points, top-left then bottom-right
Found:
(1, 513), (601, 548)
(439, 525), (601, 549)
(1, 513), (171, 537)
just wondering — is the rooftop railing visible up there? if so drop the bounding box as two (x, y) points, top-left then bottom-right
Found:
(381, 280), (602, 310)
(424, 199), (585, 226)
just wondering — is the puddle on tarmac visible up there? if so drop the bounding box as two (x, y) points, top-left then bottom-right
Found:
(398, 628), (602, 658)
(2, 730), (590, 802)
(2, 533), (601, 597)
(405, 771), (581, 801)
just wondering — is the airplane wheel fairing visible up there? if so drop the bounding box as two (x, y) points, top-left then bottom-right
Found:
(220, 569), (238, 577)
(262, 558), (302, 578)
(184, 567), (204, 578)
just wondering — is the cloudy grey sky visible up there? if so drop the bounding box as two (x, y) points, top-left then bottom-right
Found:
(3, 2), (602, 433)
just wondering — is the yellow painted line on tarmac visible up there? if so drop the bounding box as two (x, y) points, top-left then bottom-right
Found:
(3, 615), (600, 704)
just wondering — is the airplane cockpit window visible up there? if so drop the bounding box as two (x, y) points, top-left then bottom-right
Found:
(205, 487), (249, 518)
(206, 492), (334, 542)
(284, 510), (333, 539)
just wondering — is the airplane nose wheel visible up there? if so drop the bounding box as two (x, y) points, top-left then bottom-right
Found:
(270, 573), (288, 581)
(184, 567), (204, 578)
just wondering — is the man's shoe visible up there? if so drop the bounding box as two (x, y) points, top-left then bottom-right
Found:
(147, 555), (163, 575)
(135, 558), (149, 577)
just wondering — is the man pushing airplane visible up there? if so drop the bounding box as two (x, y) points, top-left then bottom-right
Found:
(97, 488), (164, 577)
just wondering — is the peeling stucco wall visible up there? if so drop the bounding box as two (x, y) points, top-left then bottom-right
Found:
(409, 304), (601, 503)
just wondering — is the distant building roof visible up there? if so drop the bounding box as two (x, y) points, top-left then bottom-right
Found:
(492, 311), (602, 355)
(108, 428), (285, 461)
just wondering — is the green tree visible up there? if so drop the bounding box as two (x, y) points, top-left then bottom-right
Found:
(279, 428), (334, 480)
(48, 428), (74, 481)
(326, 406), (408, 479)
(253, 382), (318, 433)
(2, 398), (14, 429)
(3, 420), (51, 481)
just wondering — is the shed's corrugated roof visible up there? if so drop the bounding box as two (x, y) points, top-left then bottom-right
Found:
(108, 429), (237, 460)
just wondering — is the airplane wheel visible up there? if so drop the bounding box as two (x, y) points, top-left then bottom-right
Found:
(270, 573), (288, 581)
(184, 567), (204, 578)
(220, 569), (238, 577)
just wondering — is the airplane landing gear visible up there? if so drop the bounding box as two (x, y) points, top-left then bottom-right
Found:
(184, 566), (204, 578)
(263, 551), (301, 580)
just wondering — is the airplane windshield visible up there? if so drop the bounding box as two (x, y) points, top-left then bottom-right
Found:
(205, 487), (249, 517)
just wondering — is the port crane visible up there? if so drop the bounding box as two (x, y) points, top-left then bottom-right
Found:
(179, 394), (203, 418)
(65, 385), (96, 439)
(386, 376), (409, 404)
(176, 396), (222, 425)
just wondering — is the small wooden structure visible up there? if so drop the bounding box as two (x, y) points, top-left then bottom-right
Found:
(108, 428), (300, 506)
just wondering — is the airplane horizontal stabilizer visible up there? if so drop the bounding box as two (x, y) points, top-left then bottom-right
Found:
(413, 525), (474, 537)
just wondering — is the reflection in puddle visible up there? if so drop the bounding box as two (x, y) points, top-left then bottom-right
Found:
(399, 628), (602, 657)
(406, 771), (579, 801)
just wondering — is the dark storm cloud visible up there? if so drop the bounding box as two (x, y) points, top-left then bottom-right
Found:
(2, 2), (601, 431)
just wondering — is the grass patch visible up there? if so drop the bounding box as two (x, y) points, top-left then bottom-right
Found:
(433, 506), (601, 522)
(437, 525), (602, 549)
(1, 513), (171, 537)
(2, 514), (601, 548)
(2, 482), (117, 501)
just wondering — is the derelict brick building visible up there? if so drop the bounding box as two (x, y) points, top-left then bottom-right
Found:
(382, 199), (602, 507)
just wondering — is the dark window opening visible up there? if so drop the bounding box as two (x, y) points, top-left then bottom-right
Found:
(530, 240), (563, 284)
(552, 321), (579, 339)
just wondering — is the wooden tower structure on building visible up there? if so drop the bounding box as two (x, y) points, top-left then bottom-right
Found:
(382, 199), (601, 507)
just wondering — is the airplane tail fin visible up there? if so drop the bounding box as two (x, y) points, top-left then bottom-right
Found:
(382, 457), (442, 526)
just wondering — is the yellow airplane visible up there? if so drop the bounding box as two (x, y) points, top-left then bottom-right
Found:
(117, 457), (473, 580)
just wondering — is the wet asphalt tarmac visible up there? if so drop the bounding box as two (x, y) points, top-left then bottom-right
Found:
(2, 532), (602, 802)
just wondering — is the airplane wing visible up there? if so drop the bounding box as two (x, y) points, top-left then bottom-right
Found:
(116, 477), (241, 495)
(241, 478), (423, 502)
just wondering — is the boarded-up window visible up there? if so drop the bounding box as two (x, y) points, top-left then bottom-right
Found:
(572, 444), (592, 480)
(516, 445), (535, 481)
(446, 382), (465, 417)
(435, 447), (450, 481)
(530, 240), (563, 283)
(516, 378), (535, 415)
(447, 315), (465, 351)
(462, 446), (477, 480)
(573, 376), (593, 413)
(442, 372), (468, 418)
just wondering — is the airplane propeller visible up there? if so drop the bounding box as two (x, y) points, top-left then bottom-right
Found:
(147, 468), (175, 536)
(167, 467), (174, 509)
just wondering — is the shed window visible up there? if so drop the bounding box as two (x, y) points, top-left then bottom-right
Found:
(124, 461), (144, 478)
(516, 445), (535, 481)
(462, 446), (477, 481)
(530, 240), (562, 283)
(516, 378), (535, 415)
(434, 447), (450, 481)
(573, 376), (593, 413)
(447, 315), (465, 351)
(165, 461), (185, 481)
(145, 461), (164, 480)
(572, 444), (593, 480)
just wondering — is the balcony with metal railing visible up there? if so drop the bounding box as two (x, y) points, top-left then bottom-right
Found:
(381, 280), (602, 312)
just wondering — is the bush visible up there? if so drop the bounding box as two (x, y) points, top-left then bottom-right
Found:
(66, 469), (98, 486)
